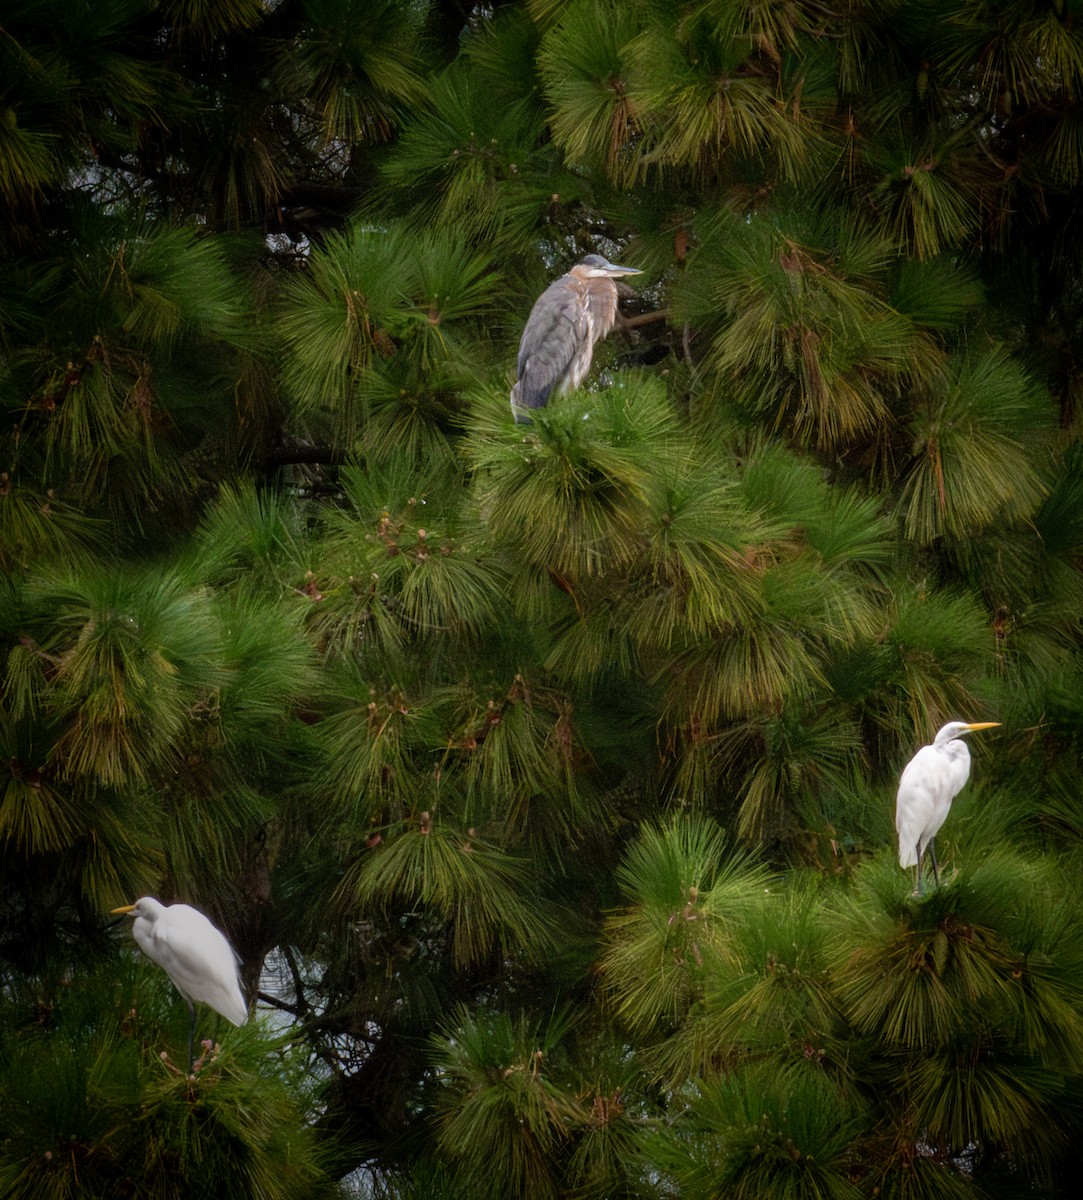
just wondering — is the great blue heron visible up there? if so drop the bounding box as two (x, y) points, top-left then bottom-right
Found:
(895, 721), (1000, 894)
(510, 254), (643, 423)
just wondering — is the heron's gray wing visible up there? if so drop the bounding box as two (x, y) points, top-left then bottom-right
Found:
(512, 277), (590, 411)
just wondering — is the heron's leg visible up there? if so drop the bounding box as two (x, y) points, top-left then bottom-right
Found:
(914, 843), (926, 896)
(928, 839), (940, 887)
(186, 1001), (197, 1073)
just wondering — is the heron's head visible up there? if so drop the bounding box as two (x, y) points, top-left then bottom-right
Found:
(934, 720), (1001, 745)
(111, 897), (163, 921)
(576, 254), (642, 279)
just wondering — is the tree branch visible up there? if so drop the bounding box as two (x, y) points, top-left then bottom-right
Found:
(262, 442), (346, 469)
(619, 308), (669, 330)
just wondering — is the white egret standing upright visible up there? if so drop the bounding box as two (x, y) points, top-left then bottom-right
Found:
(895, 721), (1001, 894)
(510, 254), (643, 423)
(112, 897), (248, 1070)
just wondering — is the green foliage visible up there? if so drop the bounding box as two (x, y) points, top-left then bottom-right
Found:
(16, 567), (222, 788)
(294, 0), (427, 144)
(826, 851), (1083, 1174)
(898, 345), (1051, 544)
(277, 223), (499, 441)
(0, 960), (333, 1199)
(340, 822), (557, 970)
(661, 873), (840, 1079)
(842, 583), (996, 746)
(468, 377), (686, 583)
(600, 817), (770, 1035)
(378, 64), (556, 251)
(536, 0), (643, 180)
(676, 204), (918, 453)
(657, 1062), (865, 1200)
(4, 2), (1083, 1197)
(429, 1007), (582, 1200)
(0, 479), (102, 573)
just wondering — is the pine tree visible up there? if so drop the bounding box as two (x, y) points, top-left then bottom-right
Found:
(3, 2), (1083, 1196)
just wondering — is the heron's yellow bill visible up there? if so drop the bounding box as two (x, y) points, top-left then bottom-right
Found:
(111, 904), (136, 914)
(965, 722), (1001, 731)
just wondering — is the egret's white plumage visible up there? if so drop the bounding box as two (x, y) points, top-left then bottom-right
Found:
(112, 897), (247, 1064)
(895, 721), (1000, 892)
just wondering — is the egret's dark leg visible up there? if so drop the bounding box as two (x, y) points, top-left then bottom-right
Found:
(914, 842), (925, 895)
(186, 1001), (197, 1073)
(928, 839), (940, 888)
